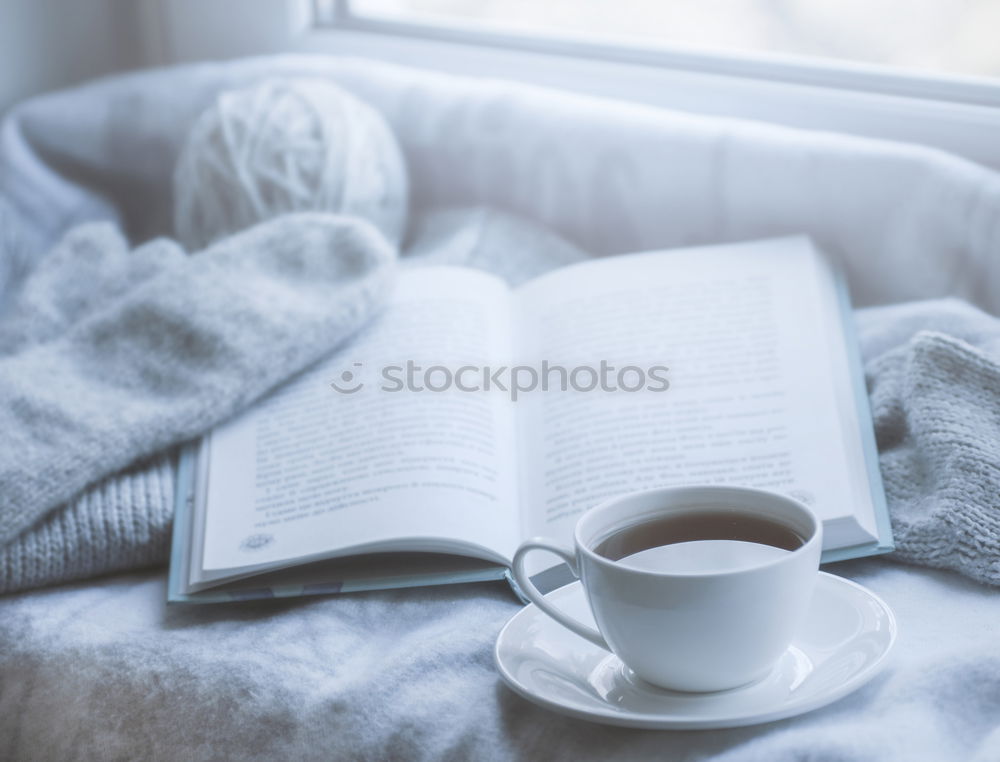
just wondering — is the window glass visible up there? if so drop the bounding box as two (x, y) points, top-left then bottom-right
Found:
(343, 0), (1000, 79)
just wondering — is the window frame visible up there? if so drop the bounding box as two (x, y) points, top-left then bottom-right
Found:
(142, 0), (1000, 169)
(319, 0), (1000, 109)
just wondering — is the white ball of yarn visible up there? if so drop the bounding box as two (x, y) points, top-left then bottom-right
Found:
(173, 78), (409, 251)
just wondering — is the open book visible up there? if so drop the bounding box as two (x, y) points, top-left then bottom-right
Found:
(168, 236), (892, 603)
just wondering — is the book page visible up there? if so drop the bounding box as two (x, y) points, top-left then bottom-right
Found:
(200, 267), (520, 572)
(512, 238), (878, 549)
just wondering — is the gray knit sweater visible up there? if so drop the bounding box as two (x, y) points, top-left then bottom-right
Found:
(0, 213), (396, 592)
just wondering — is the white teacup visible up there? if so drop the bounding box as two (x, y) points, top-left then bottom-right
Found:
(512, 485), (822, 692)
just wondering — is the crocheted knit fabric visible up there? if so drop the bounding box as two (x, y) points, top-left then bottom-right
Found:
(866, 326), (1000, 584)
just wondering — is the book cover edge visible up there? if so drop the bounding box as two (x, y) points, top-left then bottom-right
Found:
(831, 262), (895, 560)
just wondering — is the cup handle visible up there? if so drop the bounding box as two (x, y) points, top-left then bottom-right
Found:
(512, 538), (609, 650)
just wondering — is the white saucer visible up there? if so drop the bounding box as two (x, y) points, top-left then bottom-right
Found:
(494, 572), (896, 729)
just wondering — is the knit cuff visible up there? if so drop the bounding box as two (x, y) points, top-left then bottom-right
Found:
(0, 452), (176, 595)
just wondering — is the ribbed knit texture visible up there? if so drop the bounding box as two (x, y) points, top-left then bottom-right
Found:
(0, 454), (175, 593)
